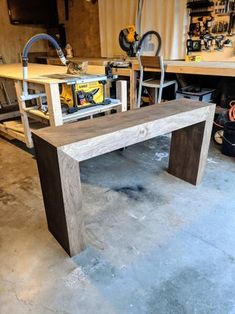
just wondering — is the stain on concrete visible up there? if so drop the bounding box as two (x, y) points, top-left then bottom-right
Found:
(104, 184), (170, 206)
(112, 185), (146, 201)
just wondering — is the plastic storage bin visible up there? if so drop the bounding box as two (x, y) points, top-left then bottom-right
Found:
(176, 85), (215, 102)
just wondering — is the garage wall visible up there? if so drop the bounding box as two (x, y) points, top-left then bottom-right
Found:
(57, 0), (101, 57)
(0, 0), (48, 63)
(140, 0), (187, 59)
(99, 0), (137, 57)
(0, 0), (101, 64)
(98, 0), (188, 59)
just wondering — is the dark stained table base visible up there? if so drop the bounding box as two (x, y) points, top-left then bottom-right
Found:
(33, 99), (215, 256)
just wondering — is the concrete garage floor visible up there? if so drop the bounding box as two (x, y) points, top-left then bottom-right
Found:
(0, 134), (235, 314)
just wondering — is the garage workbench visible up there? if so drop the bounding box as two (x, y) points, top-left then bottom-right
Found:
(0, 63), (127, 147)
(126, 60), (235, 109)
(33, 98), (215, 257)
(47, 57), (235, 110)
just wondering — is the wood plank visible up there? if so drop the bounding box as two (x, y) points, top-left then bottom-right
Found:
(14, 80), (33, 147)
(0, 63), (107, 84)
(116, 80), (127, 112)
(33, 99), (213, 148)
(112, 68), (132, 77)
(129, 67), (138, 110)
(47, 57), (111, 66)
(0, 129), (14, 140)
(33, 135), (71, 255)
(168, 122), (205, 184)
(45, 83), (63, 126)
(59, 106), (213, 163)
(57, 150), (85, 255)
(0, 111), (20, 121)
(168, 104), (214, 185)
(140, 56), (161, 68)
(3, 120), (24, 133)
(0, 123), (26, 143)
(132, 60), (235, 77)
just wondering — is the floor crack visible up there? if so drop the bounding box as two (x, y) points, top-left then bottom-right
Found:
(183, 229), (235, 263)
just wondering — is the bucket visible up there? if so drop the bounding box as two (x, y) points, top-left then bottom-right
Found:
(222, 121), (235, 157)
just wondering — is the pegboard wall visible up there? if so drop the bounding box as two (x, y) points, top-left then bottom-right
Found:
(186, 0), (235, 60)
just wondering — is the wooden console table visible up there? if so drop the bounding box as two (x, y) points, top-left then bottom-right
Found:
(33, 99), (215, 257)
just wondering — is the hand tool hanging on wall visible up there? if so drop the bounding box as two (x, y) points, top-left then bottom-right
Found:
(214, 34), (224, 50)
(227, 11), (235, 35)
(202, 33), (214, 50)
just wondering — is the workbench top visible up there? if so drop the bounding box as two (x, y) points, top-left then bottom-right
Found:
(132, 59), (235, 76)
(0, 63), (106, 84)
(165, 60), (235, 67)
(46, 56), (235, 77)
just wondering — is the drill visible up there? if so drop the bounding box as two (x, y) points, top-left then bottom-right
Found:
(202, 34), (214, 51)
(214, 35), (224, 51)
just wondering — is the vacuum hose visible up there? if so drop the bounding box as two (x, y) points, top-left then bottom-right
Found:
(136, 30), (162, 56)
(22, 33), (67, 96)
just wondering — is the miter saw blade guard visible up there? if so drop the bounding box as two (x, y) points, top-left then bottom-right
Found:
(119, 25), (139, 57)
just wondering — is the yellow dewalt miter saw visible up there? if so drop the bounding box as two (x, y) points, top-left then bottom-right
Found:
(119, 25), (139, 57)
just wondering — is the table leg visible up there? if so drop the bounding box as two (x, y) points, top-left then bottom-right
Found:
(168, 106), (214, 185)
(33, 135), (85, 256)
(14, 80), (34, 148)
(130, 68), (138, 110)
(45, 83), (63, 126)
(116, 80), (127, 112)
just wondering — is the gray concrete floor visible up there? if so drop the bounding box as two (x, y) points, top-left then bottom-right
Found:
(0, 134), (235, 314)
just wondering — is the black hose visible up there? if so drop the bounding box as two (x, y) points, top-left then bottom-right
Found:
(137, 30), (162, 56)
(22, 33), (67, 66)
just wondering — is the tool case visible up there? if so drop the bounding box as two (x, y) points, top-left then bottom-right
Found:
(176, 85), (215, 102)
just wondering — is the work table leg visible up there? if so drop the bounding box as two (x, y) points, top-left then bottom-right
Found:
(33, 135), (85, 256)
(45, 83), (63, 126)
(14, 80), (34, 148)
(116, 80), (127, 112)
(168, 106), (214, 185)
(130, 69), (138, 110)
